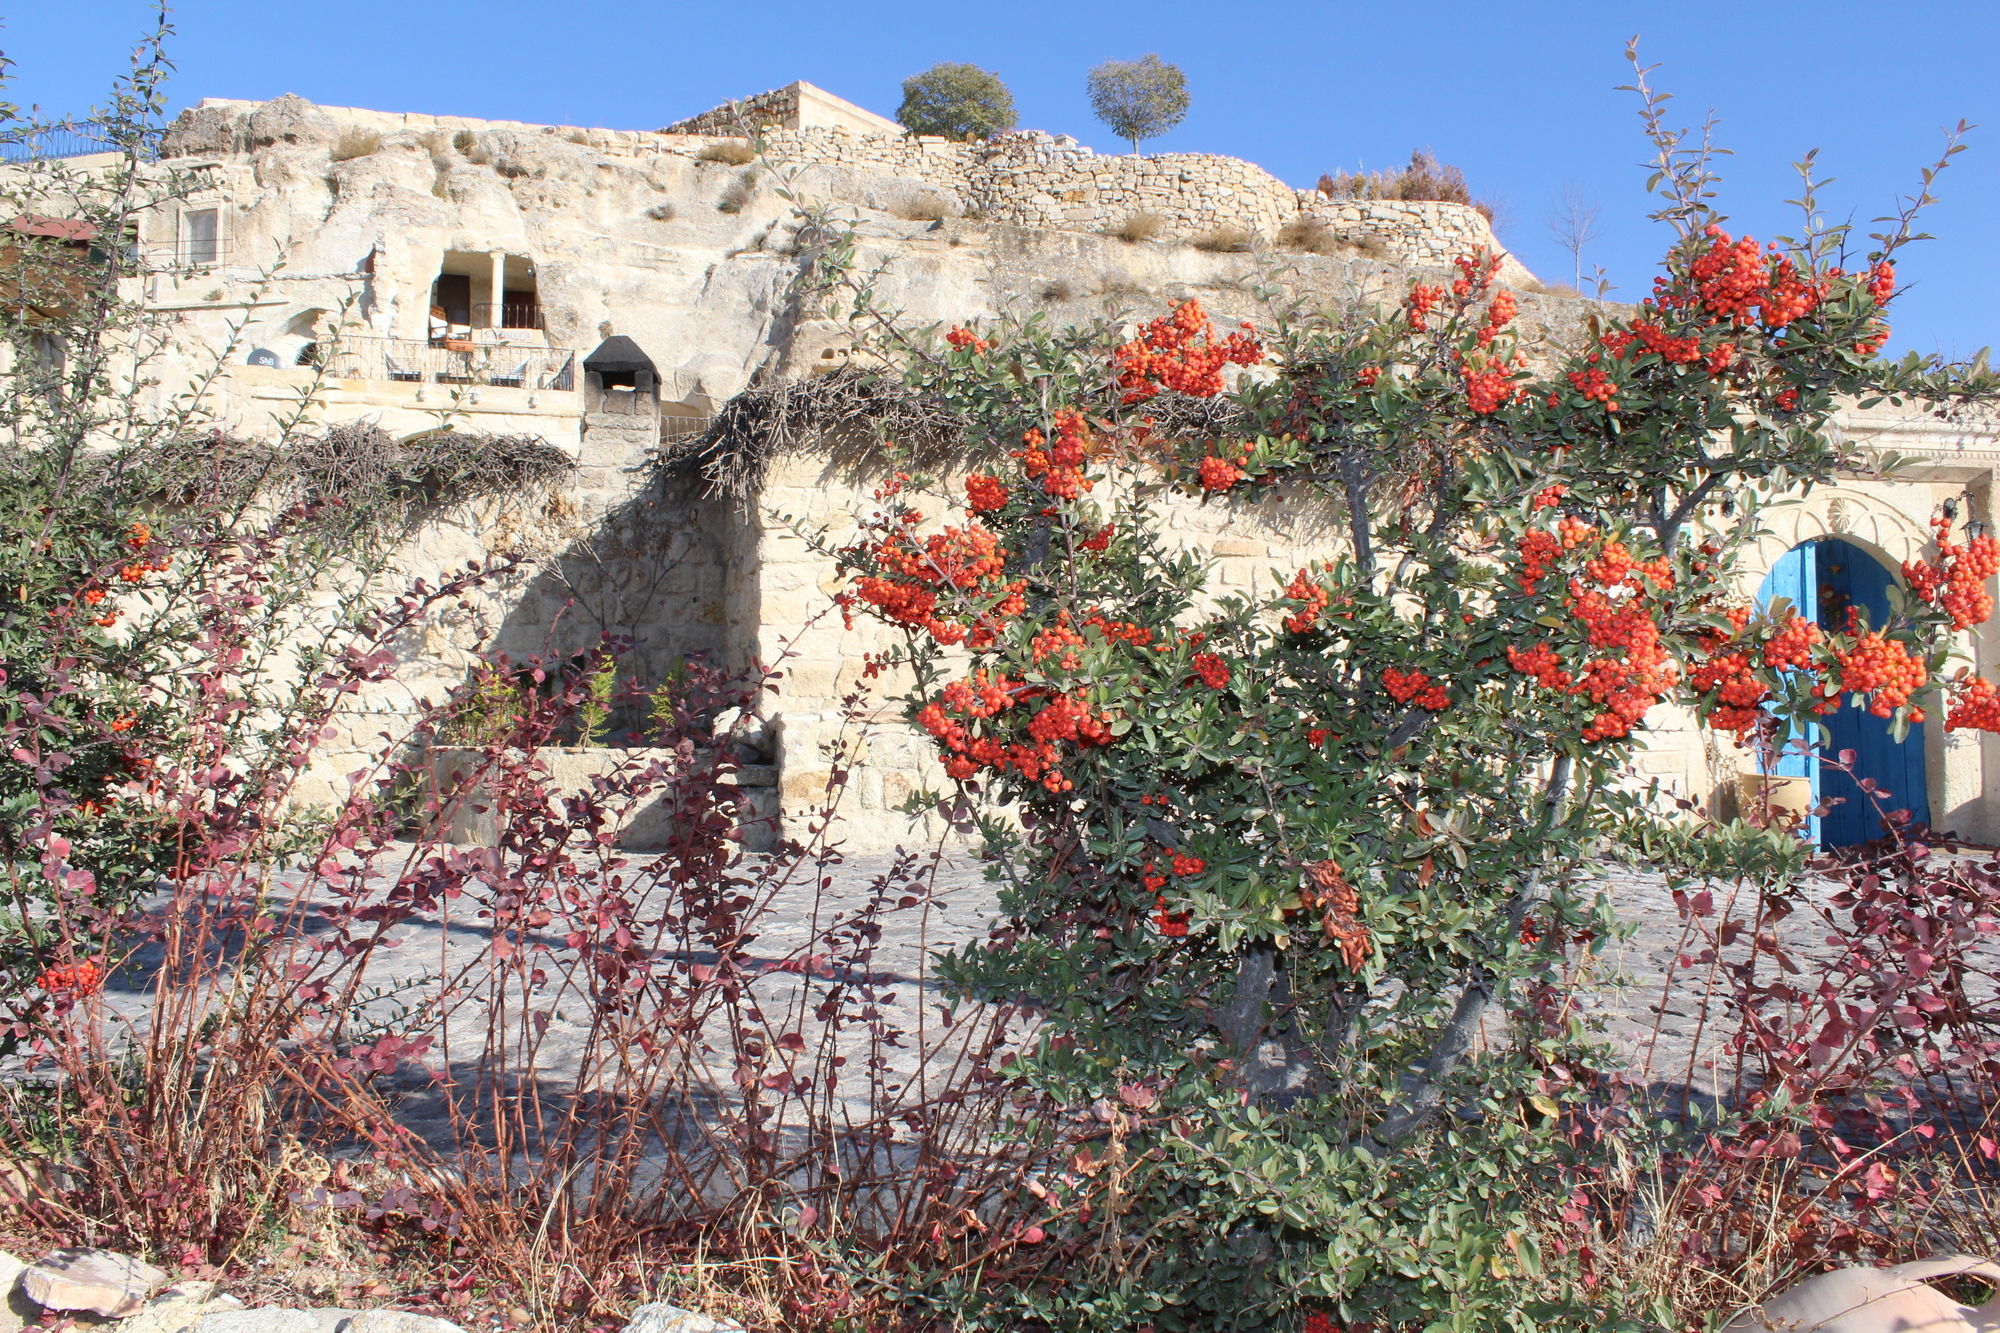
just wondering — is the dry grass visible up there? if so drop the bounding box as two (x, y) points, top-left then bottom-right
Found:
(697, 139), (758, 167)
(1107, 212), (1167, 244)
(1525, 278), (1585, 298)
(891, 194), (953, 223)
(645, 202), (676, 222)
(1191, 225), (1256, 254)
(330, 129), (382, 163)
(1275, 218), (1340, 255)
(717, 171), (757, 215)
(1041, 279), (1077, 303)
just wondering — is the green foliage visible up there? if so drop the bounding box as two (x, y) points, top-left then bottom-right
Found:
(896, 62), (1019, 142)
(831, 100), (1999, 1325)
(580, 655), (616, 746)
(1086, 54), (1191, 153)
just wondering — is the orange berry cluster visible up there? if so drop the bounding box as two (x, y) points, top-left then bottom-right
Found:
(1760, 611), (1821, 670)
(1281, 568), (1329, 635)
(1507, 523), (1679, 741)
(1112, 299), (1263, 403)
(945, 325), (991, 353)
(1032, 621), (1088, 669)
(1355, 363), (1381, 388)
(1567, 363), (1619, 413)
(1684, 225), (1827, 330)
(1688, 650), (1767, 735)
(1946, 676), (2000, 732)
(1903, 513), (1999, 632)
(1196, 454), (1245, 492)
(1382, 667), (1450, 711)
(37, 960), (105, 997)
(920, 675), (1112, 792)
(964, 473), (1008, 514)
(1461, 354), (1521, 415)
(845, 519), (1024, 649)
(1015, 409), (1097, 503)
(1404, 283), (1445, 332)
(1835, 631), (1927, 719)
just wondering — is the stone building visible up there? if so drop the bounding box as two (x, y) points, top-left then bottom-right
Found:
(40, 83), (2000, 848)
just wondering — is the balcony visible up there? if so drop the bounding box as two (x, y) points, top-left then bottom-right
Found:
(317, 336), (577, 391)
(472, 299), (543, 332)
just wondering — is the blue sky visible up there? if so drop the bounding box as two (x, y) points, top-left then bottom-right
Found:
(8, 1), (1996, 357)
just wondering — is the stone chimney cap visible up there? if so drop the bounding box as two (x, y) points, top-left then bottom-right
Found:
(583, 335), (656, 376)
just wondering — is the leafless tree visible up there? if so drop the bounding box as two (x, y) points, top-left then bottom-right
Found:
(1548, 183), (1602, 296)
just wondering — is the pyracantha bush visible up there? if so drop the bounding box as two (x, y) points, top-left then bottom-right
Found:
(833, 115), (2000, 1329)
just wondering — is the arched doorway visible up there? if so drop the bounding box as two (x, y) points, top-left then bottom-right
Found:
(1755, 537), (1931, 846)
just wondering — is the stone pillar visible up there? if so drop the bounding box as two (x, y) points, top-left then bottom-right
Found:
(487, 251), (507, 329)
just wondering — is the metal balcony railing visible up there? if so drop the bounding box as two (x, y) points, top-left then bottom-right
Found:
(317, 336), (577, 391)
(0, 122), (137, 163)
(471, 300), (544, 331)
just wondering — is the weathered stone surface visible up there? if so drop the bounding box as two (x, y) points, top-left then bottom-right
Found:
(117, 1281), (245, 1333)
(621, 1303), (747, 1333)
(189, 1310), (467, 1333)
(0, 1249), (34, 1333)
(22, 1247), (167, 1318)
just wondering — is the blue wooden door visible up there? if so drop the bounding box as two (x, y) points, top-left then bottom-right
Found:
(1814, 539), (1930, 846)
(1755, 543), (1820, 843)
(1753, 539), (1931, 847)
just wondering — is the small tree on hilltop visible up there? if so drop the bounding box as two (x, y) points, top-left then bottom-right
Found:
(896, 62), (1018, 142)
(1087, 53), (1189, 154)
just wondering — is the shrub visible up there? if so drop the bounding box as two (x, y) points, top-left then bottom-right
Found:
(645, 200), (676, 222)
(1106, 211), (1166, 243)
(833, 108), (1997, 1326)
(890, 193), (953, 223)
(1190, 223), (1254, 252)
(451, 129), (475, 155)
(896, 62), (1018, 142)
(1041, 279), (1077, 302)
(1274, 217), (1340, 254)
(697, 138), (757, 166)
(1319, 148), (1495, 215)
(717, 169), (756, 214)
(329, 128), (381, 162)
(1087, 54), (1190, 153)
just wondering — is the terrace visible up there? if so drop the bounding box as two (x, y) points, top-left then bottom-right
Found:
(317, 334), (577, 392)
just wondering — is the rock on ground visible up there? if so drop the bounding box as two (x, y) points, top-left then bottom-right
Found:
(188, 1311), (467, 1333)
(622, 1303), (748, 1332)
(22, 1246), (168, 1318)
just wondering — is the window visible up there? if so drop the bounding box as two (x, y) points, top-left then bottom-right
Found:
(182, 208), (219, 266)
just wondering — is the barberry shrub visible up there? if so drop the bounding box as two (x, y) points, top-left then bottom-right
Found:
(834, 103), (2000, 1328)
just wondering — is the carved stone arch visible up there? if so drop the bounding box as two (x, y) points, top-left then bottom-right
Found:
(1737, 490), (1931, 598)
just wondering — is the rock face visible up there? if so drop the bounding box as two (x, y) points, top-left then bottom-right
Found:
(22, 1247), (168, 1318)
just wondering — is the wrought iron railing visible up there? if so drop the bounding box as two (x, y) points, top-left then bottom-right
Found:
(471, 300), (543, 331)
(316, 336), (577, 391)
(0, 122), (136, 163)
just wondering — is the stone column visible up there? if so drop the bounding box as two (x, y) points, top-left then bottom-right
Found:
(487, 251), (507, 329)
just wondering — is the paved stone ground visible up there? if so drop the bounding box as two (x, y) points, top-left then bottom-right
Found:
(66, 845), (1999, 1177)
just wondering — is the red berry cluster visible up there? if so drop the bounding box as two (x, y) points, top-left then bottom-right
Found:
(1113, 299), (1263, 403)
(1382, 667), (1450, 711)
(1904, 513), (2000, 631)
(1281, 568), (1329, 634)
(1836, 630), (1927, 719)
(843, 519), (1024, 649)
(1191, 651), (1231, 689)
(1947, 676), (2000, 732)
(964, 472), (1008, 513)
(1566, 359), (1620, 412)
(1196, 454), (1245, 492)
(1015, 409), (1097, 503)
(945, 325), (991, 353)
